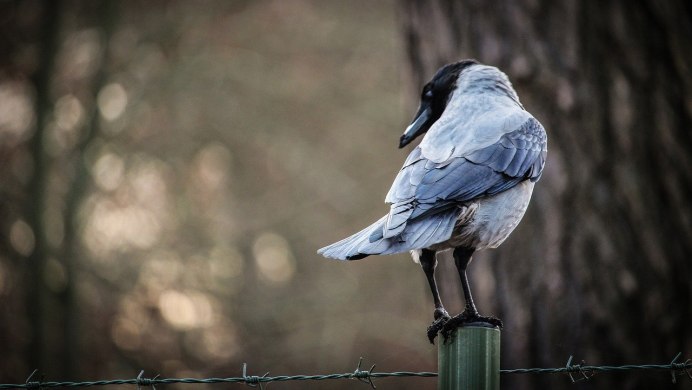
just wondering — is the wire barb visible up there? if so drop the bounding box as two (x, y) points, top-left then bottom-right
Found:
(242, 363), (268, 389)
(135, 371), (160, 390)
(564, 356), (594, 383)
(24, 370), (41, 390)
(669, 352), (692, 383)
(350, 357), (377, 389)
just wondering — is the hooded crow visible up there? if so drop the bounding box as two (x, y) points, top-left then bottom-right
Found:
(318, 60), (547, 342)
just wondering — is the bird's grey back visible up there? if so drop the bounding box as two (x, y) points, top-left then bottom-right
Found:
(318, 63), (547, 260)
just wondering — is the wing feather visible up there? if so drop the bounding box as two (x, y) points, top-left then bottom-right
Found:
(379, 117), (546, 246)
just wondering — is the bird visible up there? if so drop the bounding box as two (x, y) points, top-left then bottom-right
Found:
(318, 59), (547, 343)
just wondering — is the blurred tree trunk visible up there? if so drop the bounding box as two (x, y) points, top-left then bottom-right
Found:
(24, 0), (117, 378)
(26, 0), (63, 373)
(399, 1), (691, 389)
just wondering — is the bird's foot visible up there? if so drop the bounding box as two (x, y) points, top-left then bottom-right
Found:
(426, 308), (450, 344)
(440, 311), (503, 341)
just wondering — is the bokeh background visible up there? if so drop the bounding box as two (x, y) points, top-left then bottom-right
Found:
(1, 1), (690, 389)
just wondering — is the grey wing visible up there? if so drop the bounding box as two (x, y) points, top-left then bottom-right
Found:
(380, 117), (547, 242)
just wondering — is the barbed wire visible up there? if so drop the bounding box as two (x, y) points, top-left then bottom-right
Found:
(502, 353), (692, 384)
(3, 354), (690, 390)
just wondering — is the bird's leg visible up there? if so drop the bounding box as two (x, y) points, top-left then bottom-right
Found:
(419, 249), (449, 343)
(421, 250), (447, 319)
(441, 247), (502, 339)
(455, 247), (479, 316)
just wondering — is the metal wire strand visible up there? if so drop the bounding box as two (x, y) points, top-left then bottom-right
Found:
(1, 354), (690, 389)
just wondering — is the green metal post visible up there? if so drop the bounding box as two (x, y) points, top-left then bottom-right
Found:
(438, 325), (500, 390)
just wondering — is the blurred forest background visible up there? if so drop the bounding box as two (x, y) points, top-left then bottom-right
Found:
(0, 1), (690, 389)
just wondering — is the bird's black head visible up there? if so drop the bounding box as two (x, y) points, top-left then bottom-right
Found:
(399, 59), (478, 148)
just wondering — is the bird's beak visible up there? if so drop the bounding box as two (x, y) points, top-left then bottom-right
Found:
(399, 106), (431, 148)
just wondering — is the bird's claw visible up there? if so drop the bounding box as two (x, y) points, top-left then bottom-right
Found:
(427, 313), (450, 344)
(439, 311), (503, 341)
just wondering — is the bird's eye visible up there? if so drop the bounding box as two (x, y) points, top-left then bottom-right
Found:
(421, 84), (433, 100)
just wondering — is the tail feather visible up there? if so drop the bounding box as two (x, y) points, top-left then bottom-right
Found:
(318, 216), (388, 260)
(317, 208), (459, 260)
